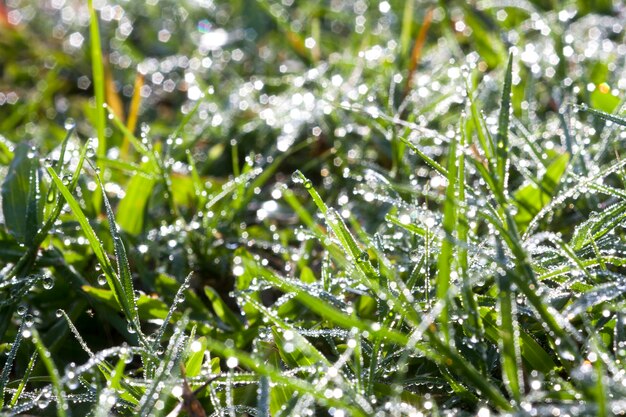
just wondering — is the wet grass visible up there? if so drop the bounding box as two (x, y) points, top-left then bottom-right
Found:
(1, 0), (626, 416)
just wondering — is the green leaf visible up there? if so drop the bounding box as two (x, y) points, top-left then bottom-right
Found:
(514, 153), (570, 230)
(204, 286), (242, 331)
(271, 327), (325, 368)
(591, 85), (620, 114)
(185, 337), (207, 378)
(117, 172), (156, 235)
(1, 144), (43, 246)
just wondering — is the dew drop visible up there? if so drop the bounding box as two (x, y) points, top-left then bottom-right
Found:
(17, 304), (28, 316)
(291, 170), (304, 184)
(42, 275), (54, 290)
(97, 274), (107, 286)
(65, 362), (79, 390)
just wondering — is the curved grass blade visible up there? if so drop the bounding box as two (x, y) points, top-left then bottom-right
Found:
(0, 321), (26, 408)
(9, 350), (37, 408)
(92, 169), (141, 332)
(136, 315), (189, 416)
(31, 329), (68, 417)
(46, 167), (135, 328)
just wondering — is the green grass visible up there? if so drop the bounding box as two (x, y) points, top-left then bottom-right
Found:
(1, 0), (626, 416)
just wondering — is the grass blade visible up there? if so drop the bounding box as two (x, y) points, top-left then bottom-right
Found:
(496, 53), (513, 191)
(435, 133), (458, 343)
(31, 329), (68, 417)
(88, 0), (106, 161)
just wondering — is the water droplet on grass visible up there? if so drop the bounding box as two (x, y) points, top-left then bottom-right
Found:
(17, 305), (27, 316)
(291, 170), (304, 184)
(42, 275), (54, 289)
(97, 274), (107, 285)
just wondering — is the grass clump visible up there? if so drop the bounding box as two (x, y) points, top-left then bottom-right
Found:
(1, 1), (626, 416)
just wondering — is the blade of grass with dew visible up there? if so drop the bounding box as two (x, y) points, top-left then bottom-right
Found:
(496, 241), (523, 403)
(435, 133), (458, 343)
(136, 315), (189, 416)
(458, 118), (483, 336)
(1, 143), (42, 247)
(523, 149), (626, 239)
(92, 158), (156, 178)
(513, 152), (570, 231)
(0, 321), (26, 408)
(465, 73), (495, 165)
(56, 309), (141, 404)
(46, 167), (135, 326)
(570, 200), (626, 251)
(106, 106), (182, 218)
(243, 294), (328, 368)
(152, 273), (195, 351)
(88, 0), (105, 167)
(258, 376), (270, 417)
(496, 53), (513, 192)
(204, 336), (369, 416)
(480, 308), (556, 373)
(31, 329), (68, 417)
(93, 168), (142, 334)
(93, 355), (128, 417)
(9, 350), (37, 408)
(44, 123), (74, 207)
(245, 255), (511, 409)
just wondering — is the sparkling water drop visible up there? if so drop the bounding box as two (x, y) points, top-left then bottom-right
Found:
(97, 274), (107, 285)
(65, 362), (79, 390)
(17, 304), (28, 316)
(64, 118), (76, 130)
(42, 275), (54, 290)
(291, 171), (304, 184)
